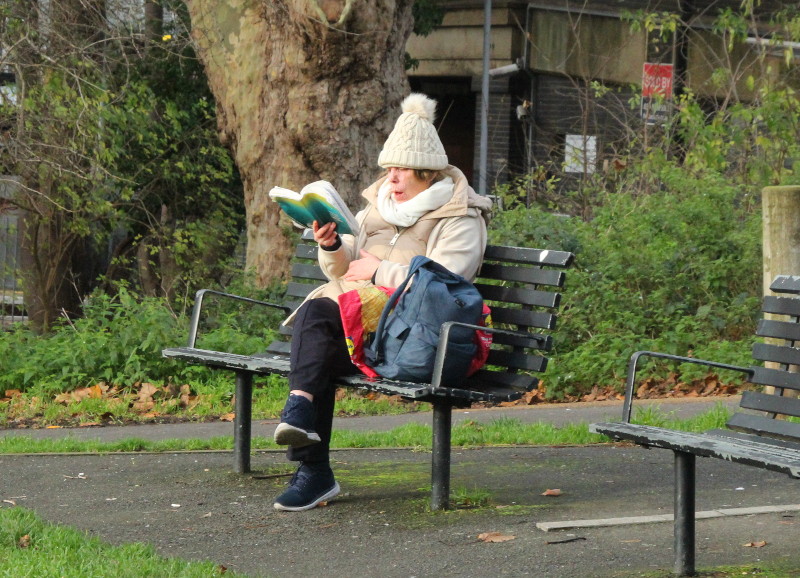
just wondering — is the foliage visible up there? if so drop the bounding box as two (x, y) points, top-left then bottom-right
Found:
(99, 5), (245, 300)
(0, 282), (284, 397)
(0, 1), (797, 405)
(0, 0), (244, 331)
(490, 161), (762, 396)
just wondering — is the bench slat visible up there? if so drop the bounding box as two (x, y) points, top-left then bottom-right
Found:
(487, 306), (556, 330)
(762, 295), (800, 317)
(295, 243), (317, 259)
(467, 370), (538, 390)
(290, 263), (327, 281)
(726, 412), (800, 442)
(483, 245), (574, 268)
(490, 331), (552, 350)
(770, 275), (800, 295)
(431, 384), (522, 403)
(748, 366), (800, 391)
(477, 263), (565, 288)
(705, 428), (800, 450)
(739, 390), (800, 419)
(478, 282), (562, 306)
(163, 347), (292, 376)
(338, 374), (430, 398)
(285, 282), (320, 300)
(756, 318), (800, 342)
(475, 283), (559, 308)
(751, 342), (800, 366)
(589, 422), (800, 478)
(266, 341), (291, 355)
(486, 350), (548, 372)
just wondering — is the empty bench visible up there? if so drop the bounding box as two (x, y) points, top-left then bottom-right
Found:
(590, 274), (800, 576)
(163, 235), (574, 509)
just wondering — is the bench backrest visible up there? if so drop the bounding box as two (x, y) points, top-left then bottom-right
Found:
(268, 236), (574, 403)
(729, 275), (800, 443)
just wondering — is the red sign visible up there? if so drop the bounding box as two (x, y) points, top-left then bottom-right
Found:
(642, 63), (674, 98)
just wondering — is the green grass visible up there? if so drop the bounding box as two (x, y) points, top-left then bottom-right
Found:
(0, 403), (732, 455)
(0, 507), (242, 577)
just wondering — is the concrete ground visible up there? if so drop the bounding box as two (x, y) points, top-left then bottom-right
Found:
(2, 396), (799, 577)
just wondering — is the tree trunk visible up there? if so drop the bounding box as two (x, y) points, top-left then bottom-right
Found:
(762, 185), (800, 399)
(183, 0), (414, 285)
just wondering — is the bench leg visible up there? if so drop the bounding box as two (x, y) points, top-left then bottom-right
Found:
(673, 450), (696, 576)
(234, 372), (253, 474)
(431, 402), (453, 511)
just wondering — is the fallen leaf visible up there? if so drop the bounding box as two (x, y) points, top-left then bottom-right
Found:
(542, 488), (562, 497)
(478, 531), (516, 543)
(133, 400), (155, 412)
(220, 413), (235, 422)
(137, 382), (159, 403)
(2, 499), (16, 506)
(17, 534), (30, 549)
(743, 541), (767, 548)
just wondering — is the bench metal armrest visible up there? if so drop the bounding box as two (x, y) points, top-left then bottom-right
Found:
(622, 350), (753, 423)
(187, 289), (292, 348)
(430, 321), (547, 391)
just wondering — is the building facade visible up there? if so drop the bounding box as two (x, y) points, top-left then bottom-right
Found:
(407, 0), (797, 190)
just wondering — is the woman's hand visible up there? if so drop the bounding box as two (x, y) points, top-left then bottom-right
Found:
(313, 220), (338, 248)
(343, 250), (381, 282)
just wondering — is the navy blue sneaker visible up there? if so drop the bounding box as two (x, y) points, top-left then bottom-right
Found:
(274, 394), (321, 447)
(273, 462), (340, 511)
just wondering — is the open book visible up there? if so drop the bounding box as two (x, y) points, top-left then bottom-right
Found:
(268, 180), (359, 236)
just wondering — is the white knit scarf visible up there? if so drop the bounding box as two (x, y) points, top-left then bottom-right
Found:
(376, 177), (455, 227)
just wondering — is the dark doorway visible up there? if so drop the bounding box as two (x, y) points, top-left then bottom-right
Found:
(409, 77), (476, 183)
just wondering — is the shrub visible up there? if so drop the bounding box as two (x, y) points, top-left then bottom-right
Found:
(489, 170), (762, 396)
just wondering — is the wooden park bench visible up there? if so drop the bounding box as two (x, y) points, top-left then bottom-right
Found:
(590, 274), (800, 576)
(163, 233), (574, 509)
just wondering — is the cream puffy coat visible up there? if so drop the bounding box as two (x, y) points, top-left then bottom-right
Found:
(284, 165), (492, 324)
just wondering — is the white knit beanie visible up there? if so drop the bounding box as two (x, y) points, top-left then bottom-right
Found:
(377, 93), (448, 170)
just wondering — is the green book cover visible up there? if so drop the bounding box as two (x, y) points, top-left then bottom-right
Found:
(269, 181), (358, 236)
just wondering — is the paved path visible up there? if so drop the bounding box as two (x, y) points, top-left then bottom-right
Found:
(2, 396), (799, 577)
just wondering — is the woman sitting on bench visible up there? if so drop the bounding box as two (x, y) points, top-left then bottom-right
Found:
(272, 93), (492, 511)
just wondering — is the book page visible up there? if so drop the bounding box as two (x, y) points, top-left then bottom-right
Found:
(269, 182), (358, 236)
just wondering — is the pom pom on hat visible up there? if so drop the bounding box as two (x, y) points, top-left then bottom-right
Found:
(401, 93), (437, 121)
(378, 93), (448, 170)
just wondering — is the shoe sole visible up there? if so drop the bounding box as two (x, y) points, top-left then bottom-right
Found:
(274, 423), (322, 447)
(273, 482), (341, 512)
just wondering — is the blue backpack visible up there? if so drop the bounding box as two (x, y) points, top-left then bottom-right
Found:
(364, 255), (483, 385)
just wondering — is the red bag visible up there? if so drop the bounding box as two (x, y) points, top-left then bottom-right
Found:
(339, 287), (492, 379)
(339, 286), (394, 378)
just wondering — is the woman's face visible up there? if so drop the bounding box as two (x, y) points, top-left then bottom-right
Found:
(385, 167), (430, 203)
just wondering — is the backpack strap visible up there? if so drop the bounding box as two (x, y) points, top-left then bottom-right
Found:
(368, 255), (431, 365)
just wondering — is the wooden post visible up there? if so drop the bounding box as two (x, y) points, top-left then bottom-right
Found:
(762, 186), (800, 397)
